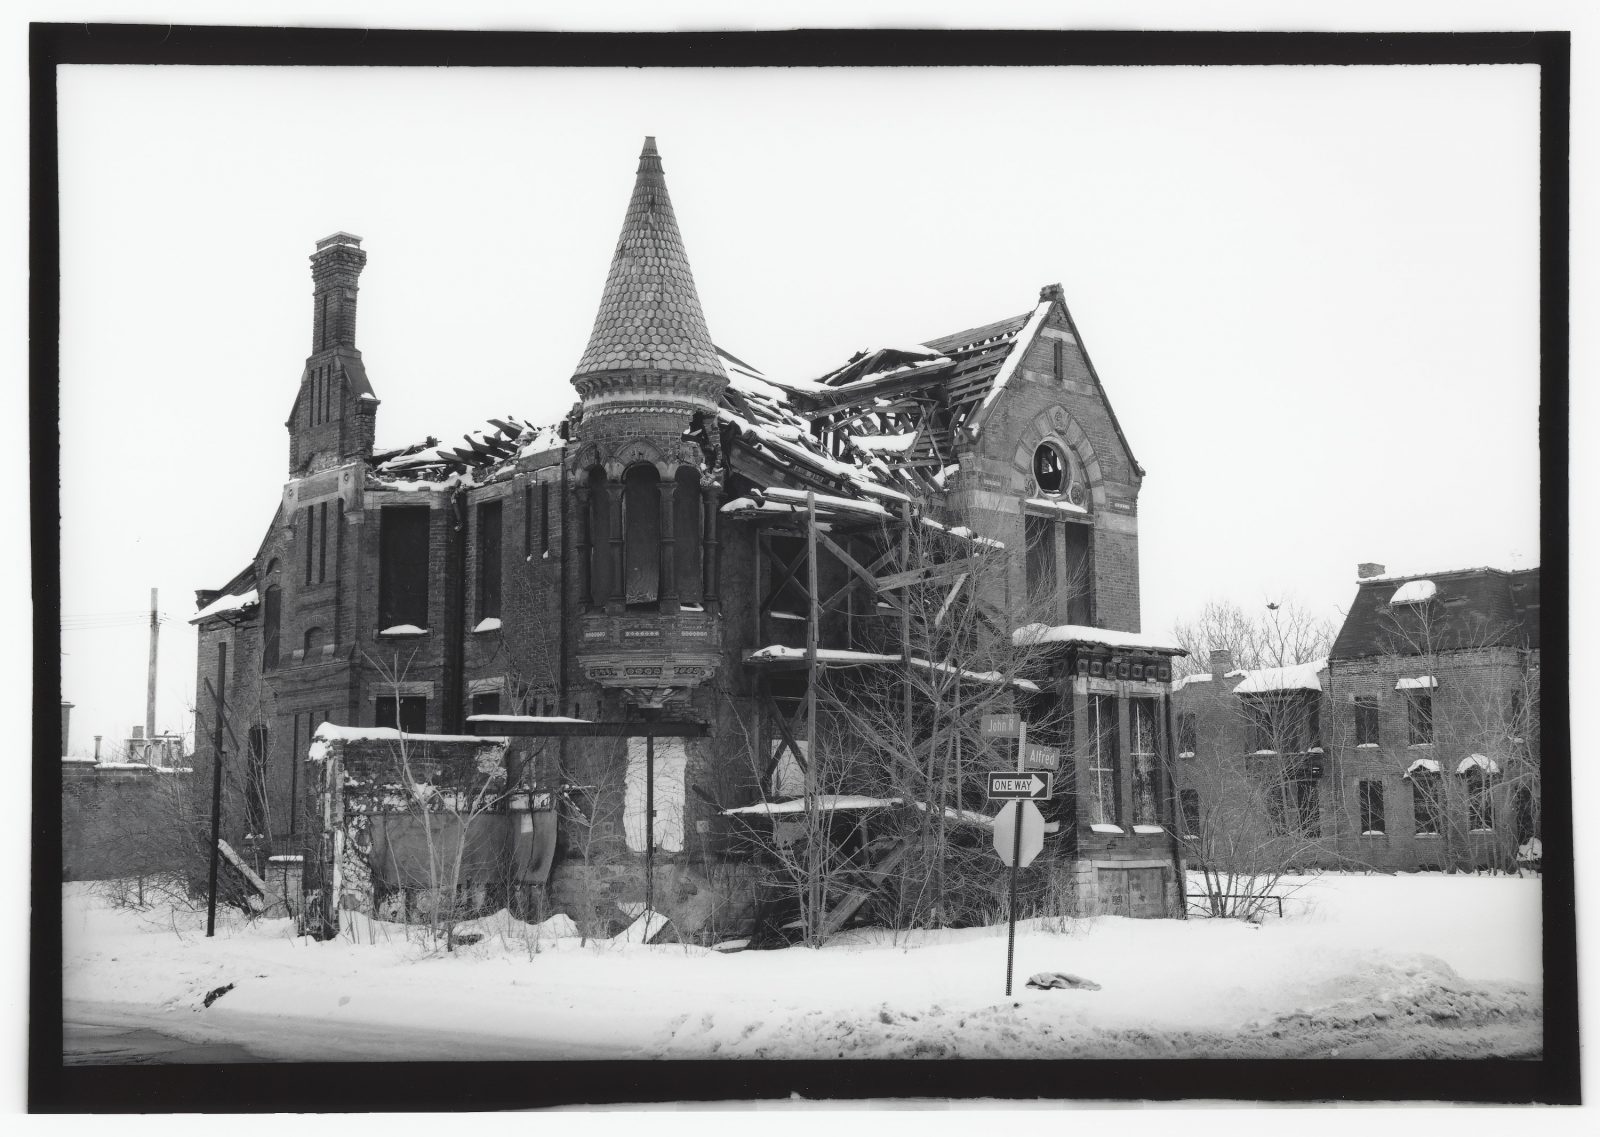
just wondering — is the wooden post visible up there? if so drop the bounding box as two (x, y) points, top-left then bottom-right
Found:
(145, 587), (159, 743)
(805, 491), (821, 945)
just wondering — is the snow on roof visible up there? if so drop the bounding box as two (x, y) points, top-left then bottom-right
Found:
(723, 795), (904, 816)
(378, 624), (428, 637)
(1013, 623), (1183, 655)
(464, 715), (593, 724)
(1457, 753), (1500, 775)
(1404, 757), (1442, 777)
(745, 645), (1040, 691)
(760, 486), (891, 518)
(308, 723), (507, 760)
(1389, 579), (1437, 605)
(968, 301), (1051, 437)
(189, 588), (259, 624)
(1395, 676), (1438, 690)
(1357, 563), (1537, 585)
(1232, 658), (1327, 695)
(1172, 672), (1214, 691)
(908, 800), (994, 829)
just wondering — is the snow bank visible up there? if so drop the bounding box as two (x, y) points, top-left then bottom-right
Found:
(61, 872), (1542, 1064)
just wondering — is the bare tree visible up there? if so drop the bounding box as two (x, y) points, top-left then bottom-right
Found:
(1171, 597), (1336, 676)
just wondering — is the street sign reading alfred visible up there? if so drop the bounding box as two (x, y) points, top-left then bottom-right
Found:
(987, 771), (1054, 800)
(1023, 743), (1060, 770)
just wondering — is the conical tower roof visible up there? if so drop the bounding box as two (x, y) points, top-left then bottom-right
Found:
(572, 138), (727, 384)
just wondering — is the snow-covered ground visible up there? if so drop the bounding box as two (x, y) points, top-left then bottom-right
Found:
(61, 872), (1542, 1062)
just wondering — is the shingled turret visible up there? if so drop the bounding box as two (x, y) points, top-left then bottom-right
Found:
(571, 137), (727, 425)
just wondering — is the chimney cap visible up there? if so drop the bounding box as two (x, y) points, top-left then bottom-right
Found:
(1357, 562), (1388, 579)
(315, 232), (364, 252)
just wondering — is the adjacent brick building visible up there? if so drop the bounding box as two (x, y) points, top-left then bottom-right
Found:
(1173, 564), (1541, 874)
(192, 138), (1186, 935)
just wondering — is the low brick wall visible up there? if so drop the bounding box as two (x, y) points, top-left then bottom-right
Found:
(61, 763), (194, 881)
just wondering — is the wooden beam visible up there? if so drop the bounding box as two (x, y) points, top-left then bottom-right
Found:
(876, 556), (981, 592)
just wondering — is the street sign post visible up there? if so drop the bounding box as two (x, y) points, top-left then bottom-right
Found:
(987, 771), (1054, 800)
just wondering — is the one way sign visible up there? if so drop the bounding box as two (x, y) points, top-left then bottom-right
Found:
(987, 771), (1054, 800)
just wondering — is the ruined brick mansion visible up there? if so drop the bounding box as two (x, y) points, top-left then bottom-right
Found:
(192, 139), (1187, 937)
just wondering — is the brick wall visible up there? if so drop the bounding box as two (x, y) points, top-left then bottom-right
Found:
(62, 765), (195, 881)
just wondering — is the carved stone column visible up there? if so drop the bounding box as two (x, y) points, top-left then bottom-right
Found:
(574, 482), (592, 608)
(702, 482), (720, 609)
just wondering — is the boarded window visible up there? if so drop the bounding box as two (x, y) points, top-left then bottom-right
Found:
(1464, 768), (1493, 831)
(375, 695), (427, 734)
(622, 465), (661, 606)
(262, 585), (281, 670)
(1354, 698), (1380, 745)
(1180, 788), (1201, 838)
(1024, 515), (1056, 611)
(1129, 698), (1160, 825)
(1407, 690), (1434, 745)
(1410, 770), (1443, 836)
(1359, 779), (1385, 835)
(378, 507), (430, 629)
(477, 500), (502, 621)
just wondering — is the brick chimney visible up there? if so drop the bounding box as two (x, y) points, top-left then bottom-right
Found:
(1209, 648), (1234, 680)
(310, 232), (366, 353)
(1358, 562), (1387, 579)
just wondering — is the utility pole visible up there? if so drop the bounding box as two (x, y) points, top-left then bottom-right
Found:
(206, 645), (227, 938)
(145, 587), (159, 742)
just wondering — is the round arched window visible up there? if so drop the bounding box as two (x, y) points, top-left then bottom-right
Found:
(1032, 443), (1068, 495)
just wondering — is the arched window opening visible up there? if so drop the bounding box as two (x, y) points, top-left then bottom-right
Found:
(622, 464), (661, 607)
(1032, 443), (1067, 495)
(674, 467), (703, 606)
(262, 583), (282, 671)
(586, 467), (611, 606)
(303, 626), (325, 660)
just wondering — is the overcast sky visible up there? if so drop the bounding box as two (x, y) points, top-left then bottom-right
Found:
(56, 61), (1542, 753)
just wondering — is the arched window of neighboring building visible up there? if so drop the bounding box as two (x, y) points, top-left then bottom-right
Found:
(622, 464), (661, 606)
(586, 466), (611, 605)
(262, 576), (282, 671)
(303, 626), (324, 660)
(674, 466), (703, 605)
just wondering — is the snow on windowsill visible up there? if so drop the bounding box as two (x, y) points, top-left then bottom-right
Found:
(1404, 757), (1442, 777)
(1090, 823), (1123, 834)
(1414, 833), (1441, 839)
(378, 625), (428, 637)
(1395, 676), (1438, 690)
(1132, 824), (1165, 835)
(1356, 743), (1380, 749)
(473, 617), (502, 634)
(1178, 751), (1196, 760)
(1469, 828), (1496, 835)
(1360, 831), (1387, 838)
(1457, 753), (1500, 775)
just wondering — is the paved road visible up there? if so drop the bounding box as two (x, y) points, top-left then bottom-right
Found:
(64, 1020), (270, 1065)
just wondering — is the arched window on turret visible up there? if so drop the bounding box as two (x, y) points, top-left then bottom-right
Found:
(586, 467), (611, 605)
(674, 467), (703, 605)
(303, 626), (324, 663)
(622, 464), (661, 607)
